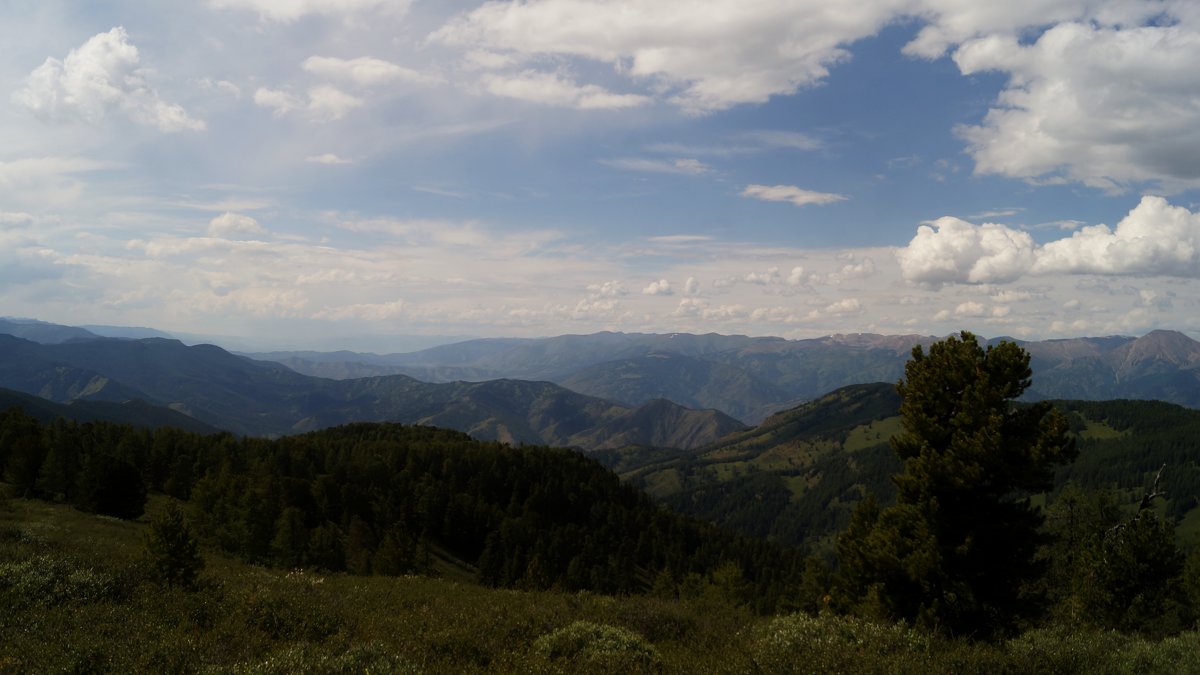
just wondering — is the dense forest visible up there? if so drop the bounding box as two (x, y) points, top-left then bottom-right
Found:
(0, 408), (807, 612)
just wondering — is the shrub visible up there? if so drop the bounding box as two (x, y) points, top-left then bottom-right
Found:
(532, 620), (663, 674)
(751, 613), (931, 674)
(0, 554), (123, 608)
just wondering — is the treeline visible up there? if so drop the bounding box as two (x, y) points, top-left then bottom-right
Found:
(0, 408), (806, 611)
(1056, 400), (1200, 522)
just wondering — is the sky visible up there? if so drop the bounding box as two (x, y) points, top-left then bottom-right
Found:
(4, 0), (1200, 351)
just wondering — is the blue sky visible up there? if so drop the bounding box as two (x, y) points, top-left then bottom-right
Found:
(4, 0), (1200, 350)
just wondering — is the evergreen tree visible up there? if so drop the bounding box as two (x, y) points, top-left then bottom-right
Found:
(144, 503), (205, 589)
(1075, 510), (1190, 636)
(836, 332), (1075, 637)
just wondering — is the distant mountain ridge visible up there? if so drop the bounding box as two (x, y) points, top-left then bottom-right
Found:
(247, 329), (1200, 423)
(0, 333), (741, 450)
(6, 319), (1200, 438)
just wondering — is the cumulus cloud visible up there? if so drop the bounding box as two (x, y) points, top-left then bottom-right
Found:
(208, 212), (265, 238)
(899, 196), (1200, 286)
(254, 85), (363, 121)
(432, 0), (907, 112)
(902, 0), (1157, 59)
(1033, 196), (1200, 276)
(741, 184), (848, 207)
(587, 280), (628, 298)
(307, 85), (364, 121)
(253, 88), (303, 116)
(672, 298), (749, 321)
(954, 19), (1200, 189)
(642, 279), (673, 296)
(684, 276), (700, 295)
(744, 267), (781, 285)
(821, 298), (864, 316)
(14, 27), (204, 132)
(479, 70), (650, 110)
(302, 56), (435, 86)
(896, 216), (1036, 287)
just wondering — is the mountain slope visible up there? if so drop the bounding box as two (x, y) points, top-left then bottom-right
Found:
(0, 386), (219, 433)
(560, 353), (795, 424)
(0, 335), (736, 450)
(616, 382), (1200, 551)
(0, 318), (102, 344)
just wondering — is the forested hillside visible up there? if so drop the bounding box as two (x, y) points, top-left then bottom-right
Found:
(0, 409), (804, 611)
(617, 383), (1200, 551)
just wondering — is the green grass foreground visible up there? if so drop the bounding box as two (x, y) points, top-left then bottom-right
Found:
(2, 497), (1199, 674)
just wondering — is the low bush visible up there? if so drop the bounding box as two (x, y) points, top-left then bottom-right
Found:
(532, 620), (663, 674)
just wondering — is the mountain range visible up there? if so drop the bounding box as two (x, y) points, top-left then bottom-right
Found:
(4, 317), (1200, 452)
(247, 329), (1200, 423)
(0, 330), (742, 450)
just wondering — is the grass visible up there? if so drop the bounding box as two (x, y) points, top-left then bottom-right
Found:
(3, 492), (1200, 674)
(843, 417), (902, 453)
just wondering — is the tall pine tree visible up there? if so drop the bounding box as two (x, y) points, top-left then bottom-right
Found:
(836, 331), (1075, 637)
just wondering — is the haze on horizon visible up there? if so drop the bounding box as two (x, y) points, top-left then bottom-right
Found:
(4, 0), (1200, 351)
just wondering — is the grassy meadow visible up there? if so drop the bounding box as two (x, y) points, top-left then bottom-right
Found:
(3, 492), (1200, 674)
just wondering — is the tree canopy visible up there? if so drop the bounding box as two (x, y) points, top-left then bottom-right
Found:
(836, 331), (1076, 637)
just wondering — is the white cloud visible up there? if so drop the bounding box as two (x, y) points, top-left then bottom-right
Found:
(899, 196), (1200, 286)
(254, 85), (363, 121)
(587, 280), (628, 298)
(307, 85), (364, 121)
(432, 0), (909, 113)
(954, 19), (1200, 189)
(302, 56), (436, 86)
(741, 184), (848, 207)
(198, 77), (241, 98)
(207, 0), (400, 22)
(1033, 196), (1200, 277)
(787, 266), (807, 286)
(14, 27), (204, 132)
(896, 216), (1036, 287)
(642, 279), (673, 296)
(306, 153), (353, 165)
(208, 212), (266, 238)
(684, 276), (700, 295)
(254, 88), (303, 116)
(954, 301), (986, 317)
(600, 158), (710, 175)
(824, 297), (863, 315)
(480, 70), (651, 110)
(0, 212), (36, 227)
(901, 0), (1157, 59)
(745, 267), (781, 285)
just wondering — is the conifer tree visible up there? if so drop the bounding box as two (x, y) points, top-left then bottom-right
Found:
(836, 331), (1075, 636)
(144, 503), (205, 589)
